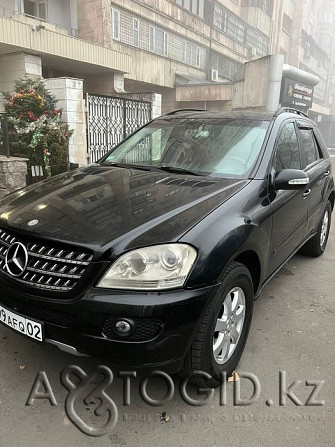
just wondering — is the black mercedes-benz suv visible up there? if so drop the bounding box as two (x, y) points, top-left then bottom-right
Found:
(0, 108), (333, 387)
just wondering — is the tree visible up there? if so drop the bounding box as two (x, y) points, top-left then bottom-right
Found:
(2, 78), (72, 177)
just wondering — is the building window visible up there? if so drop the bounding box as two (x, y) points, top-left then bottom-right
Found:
(149, 26), (169, 56)
(214, 5), (245, 44)
(214, 3), (269, 55)
(280, 48), (288, 63)
(320, 33), (331, 53)
(182, 41), (200, 67)
(174, 0), (204, 19)
(324, 10), (334, 24)
(133, 18), (139, 47)
(241, 0), (273, 17)
(215, 53), (241, 80)
(23, 0), (47, 20)
(112, 8), (120, 41)
(282, 13), (292, 34)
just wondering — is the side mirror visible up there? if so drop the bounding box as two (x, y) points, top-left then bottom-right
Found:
(274, 169), (309, 190)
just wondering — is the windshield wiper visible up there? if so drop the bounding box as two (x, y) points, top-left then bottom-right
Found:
(158, 164), (202, 176)
(104, 162), (153, 171)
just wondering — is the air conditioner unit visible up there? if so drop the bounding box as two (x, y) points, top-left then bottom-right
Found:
(249, 47), (257, 57)
(211, 68), (219, 82)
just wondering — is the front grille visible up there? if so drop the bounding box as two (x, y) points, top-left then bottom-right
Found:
(0, 228), (93, 292)
(0, 295), (76, 327)
(102, 316), (163, 341)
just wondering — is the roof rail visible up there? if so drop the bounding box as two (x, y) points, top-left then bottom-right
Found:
(274, 107), (309, 118)
(165, 108), (207, 115)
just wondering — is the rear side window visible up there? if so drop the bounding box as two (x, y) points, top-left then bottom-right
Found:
(275, 122), (301, 170)
(298, 129), (320, 167)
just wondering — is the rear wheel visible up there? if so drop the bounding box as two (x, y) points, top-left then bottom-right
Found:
(181, 262), (254, 388)
(301, 202), (332, 257)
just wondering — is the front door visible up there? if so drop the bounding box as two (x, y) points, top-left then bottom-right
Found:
(268, 121), (309, 275)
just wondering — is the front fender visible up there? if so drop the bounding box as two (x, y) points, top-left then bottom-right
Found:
(181, 215), (271, 289)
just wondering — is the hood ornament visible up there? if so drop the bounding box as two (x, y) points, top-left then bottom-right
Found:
(28, 219), (39, 227)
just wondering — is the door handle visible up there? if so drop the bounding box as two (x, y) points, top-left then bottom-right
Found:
(324, 171), (330, 177)
(302, 189), (311, 198)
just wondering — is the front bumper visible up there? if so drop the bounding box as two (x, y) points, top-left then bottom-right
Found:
(0, 280), (217, 373)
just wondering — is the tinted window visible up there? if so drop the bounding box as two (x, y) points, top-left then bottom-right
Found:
(299, 129), (319, 167)
(275, 122), (301, 170)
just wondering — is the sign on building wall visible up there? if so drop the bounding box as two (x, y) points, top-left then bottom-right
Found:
(280, 77), (314, 111)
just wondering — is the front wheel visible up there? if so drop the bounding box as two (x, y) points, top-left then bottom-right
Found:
(301, 201), (332, 257)
(181, 262), (254, 388)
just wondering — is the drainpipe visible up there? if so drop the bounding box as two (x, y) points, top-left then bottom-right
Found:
(266, 54), (285, 112)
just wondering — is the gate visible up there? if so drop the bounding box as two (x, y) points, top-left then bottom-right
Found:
(86, 94), (152, 163)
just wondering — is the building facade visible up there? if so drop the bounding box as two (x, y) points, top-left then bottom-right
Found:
(1, 0), (335, 162)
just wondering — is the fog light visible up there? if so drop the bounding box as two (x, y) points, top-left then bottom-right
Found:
(115, 319), (135, 337)
(116, 320), (131, 333)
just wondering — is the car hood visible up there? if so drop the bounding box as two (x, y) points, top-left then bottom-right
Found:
(0, 165), (248, 256)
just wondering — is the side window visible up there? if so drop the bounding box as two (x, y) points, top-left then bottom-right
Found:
(298, 128), (320, 167)
(275, 122), (301, 170)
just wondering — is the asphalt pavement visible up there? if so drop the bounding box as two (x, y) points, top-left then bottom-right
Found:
(0, 164), (334, 447)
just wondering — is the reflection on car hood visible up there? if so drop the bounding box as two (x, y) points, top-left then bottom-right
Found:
(0, 165), (248, 254)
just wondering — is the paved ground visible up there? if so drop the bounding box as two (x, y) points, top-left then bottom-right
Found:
(0, 171), (334, 447)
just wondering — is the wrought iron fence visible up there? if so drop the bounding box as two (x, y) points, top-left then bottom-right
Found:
(86, 94), (152, 163)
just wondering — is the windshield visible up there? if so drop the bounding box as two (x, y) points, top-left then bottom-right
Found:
(101, 118), (269, 178)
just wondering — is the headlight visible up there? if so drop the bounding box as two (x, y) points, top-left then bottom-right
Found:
(97, 244), (197, 290)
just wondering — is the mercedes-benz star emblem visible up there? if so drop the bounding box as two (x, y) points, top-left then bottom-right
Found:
(28, 219), (39, 227)
(5, 242), (29, 277)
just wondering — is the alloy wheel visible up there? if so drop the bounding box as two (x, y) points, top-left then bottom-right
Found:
(213, 287), (246, 365)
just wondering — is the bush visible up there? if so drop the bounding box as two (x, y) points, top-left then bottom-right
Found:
(2, 78), (72, 177)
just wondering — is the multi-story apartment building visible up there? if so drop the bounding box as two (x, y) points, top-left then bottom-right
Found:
(288, 0), (335, 118)
(270, 0), (335, 143)
(73, 0), (277, 111)
(73, 0), (335, 118)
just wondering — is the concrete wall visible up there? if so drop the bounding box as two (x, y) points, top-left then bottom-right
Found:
(0, 0), (14, 15)
(233, 56), (271, 110)
(0, 53), (42, 111)
(0, 156), (28, 199)
(45, 77), (87, 166)
(85, 73), (125, 96)
(176, 84), (233, 103)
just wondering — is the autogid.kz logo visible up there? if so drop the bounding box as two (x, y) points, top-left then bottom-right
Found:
(25, 367), (326, 437)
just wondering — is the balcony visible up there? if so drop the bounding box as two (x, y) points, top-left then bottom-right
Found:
(0, 14), (132, 75)
(0, 0), (78, 37)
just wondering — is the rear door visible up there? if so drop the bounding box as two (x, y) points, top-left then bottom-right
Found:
(296, 122), (330, 237)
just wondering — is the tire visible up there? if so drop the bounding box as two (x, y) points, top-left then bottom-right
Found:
(181, 262), (254, 388)
(301, 201), (332, 257)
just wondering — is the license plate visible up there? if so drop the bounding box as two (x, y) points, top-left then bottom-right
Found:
(0, 304), (44, 342)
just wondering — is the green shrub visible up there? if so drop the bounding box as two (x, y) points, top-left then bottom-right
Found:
(2, 78), (72, 177)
